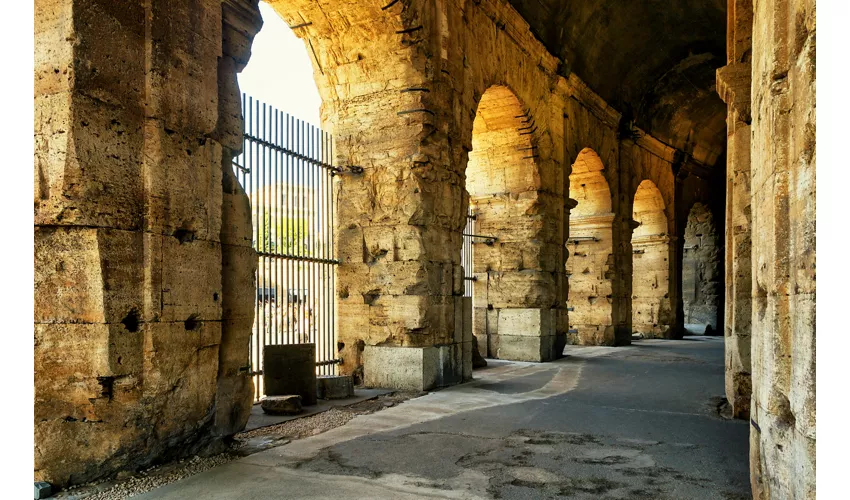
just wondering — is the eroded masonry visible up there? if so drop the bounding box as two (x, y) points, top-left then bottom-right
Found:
(34, 0), (815, 498)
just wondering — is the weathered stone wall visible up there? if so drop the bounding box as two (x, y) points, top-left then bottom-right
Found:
(274, 0), (570, 378)
(34, 0), (261, 486)
(748, 0), (816, 497)
(562, 78), (632, 346)
(33, 0), (749, 487)
(566, 149), (616, 345)
(682, 203), (721, 332)
(619, 136), (682, 339)
(467, 86), (556, 361)
(717, 0), (754, 421)
(269, 0), (474, 388)
(630, 180), (673, 337)
(451, 0), (568, 362)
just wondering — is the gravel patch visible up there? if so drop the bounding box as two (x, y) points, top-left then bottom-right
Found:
(237, 390), (424, 441)
(54, 390), (425, 499)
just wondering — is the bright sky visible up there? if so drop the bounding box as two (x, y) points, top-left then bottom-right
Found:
(237, 1), (322, 127)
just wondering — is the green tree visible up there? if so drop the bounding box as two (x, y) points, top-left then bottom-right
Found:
(255, 213), (311, 255)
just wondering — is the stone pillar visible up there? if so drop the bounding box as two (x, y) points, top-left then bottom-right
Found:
(717, 19), (754, 421)
(748, 0), (816, 497)
(271, 0), (472, 390)
(34, 0), (261, 486)
(213, 0), (263, 437)
(611, 215), (635, 345)
(566, 213), (617, 345)
(466, 88), (563, 363)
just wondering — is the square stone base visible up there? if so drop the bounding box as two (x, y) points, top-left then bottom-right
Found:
(363, 343), (472, 391)
(475, 307), (562, 362)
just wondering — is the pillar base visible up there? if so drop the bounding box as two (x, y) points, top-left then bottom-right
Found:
(478, 308), (561, 362)
(363, 343), (472, 391)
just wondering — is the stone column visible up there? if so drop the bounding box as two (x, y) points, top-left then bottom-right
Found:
(271, 0), (472, 391)
(748, 0), (816, 497)
(611, 214), (635, 345)
(566, 213), (617, 345)
(717, 52), (753, 422)
(213, 0), (263, 437)
(35, 0), (258, 486)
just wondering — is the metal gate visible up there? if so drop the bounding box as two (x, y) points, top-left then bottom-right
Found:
(233, 94), (339, 401)
(462, 213), (476, 297)
(461, 210), (497, 298)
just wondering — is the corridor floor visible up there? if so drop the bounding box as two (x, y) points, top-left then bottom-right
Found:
(139, 337), (750, 499)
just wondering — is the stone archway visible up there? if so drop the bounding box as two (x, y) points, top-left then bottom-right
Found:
(681, 202), (721, 334)
(466, 86), (557, 362)
(631, 180), (673, 337)
(565, 148), (616, 345)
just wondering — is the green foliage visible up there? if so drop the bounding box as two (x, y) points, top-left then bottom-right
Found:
(255, 213), (312, 255)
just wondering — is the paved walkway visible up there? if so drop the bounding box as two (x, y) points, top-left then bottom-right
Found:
(140, 337), (750, 499)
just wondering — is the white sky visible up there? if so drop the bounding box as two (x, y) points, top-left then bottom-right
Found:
(237, 2), (321, 127)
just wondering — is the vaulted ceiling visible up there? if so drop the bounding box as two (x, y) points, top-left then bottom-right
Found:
(508, 0), (727, 167)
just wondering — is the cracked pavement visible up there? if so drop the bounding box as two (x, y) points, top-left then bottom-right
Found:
(139, 337), (750, 499)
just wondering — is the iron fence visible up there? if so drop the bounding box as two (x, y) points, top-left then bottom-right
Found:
(234, 94), (339, 401)
(462, 212), (476, 297)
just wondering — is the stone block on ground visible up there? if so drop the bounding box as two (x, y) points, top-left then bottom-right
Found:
(263, 344), (317, 406)
(34, 481), (53, 500)
(364, 345), (438, 391)
(261, 395), (302, 415)
(317, 375), (355, 399)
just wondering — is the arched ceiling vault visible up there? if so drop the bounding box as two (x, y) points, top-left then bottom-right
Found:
(508, 0), (727, 168)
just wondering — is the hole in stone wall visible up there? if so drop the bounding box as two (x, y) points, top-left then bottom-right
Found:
(213, 292), (219, 302)
(96, 376), (115, 400)
(362, 290), (381, 306)
(184, 314), (200, 331)
(121, 310), (140, 333)
(173, 228), (195, 244)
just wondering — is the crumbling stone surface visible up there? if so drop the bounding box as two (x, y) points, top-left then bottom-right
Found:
(566, 149), (617, 345)
(631, 180), (674, 338)
(34, 0), (262, 487)
(34, 0), (816, 496)
(747, 0), (816, 497)
(716, 2), (753, 421)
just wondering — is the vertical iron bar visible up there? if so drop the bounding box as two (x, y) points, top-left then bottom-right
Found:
(329, 128), (335, 375)
(307, 124), (319, 361)
(287, 114), (293, 346)
(324, 128), (331, 375)
(296, 117), (302, 346)
(274, 108), (280, 345)
(260, 100), (266, 396)
(321, 128), (327, 375)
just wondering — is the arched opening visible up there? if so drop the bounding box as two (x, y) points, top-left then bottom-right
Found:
(566, 149), (616, 345)
(466, 86), (544, 361)
(631, 180), (672, 337)
(238, 2), (321, 123)
(682, 202), (721, 334)
(235, 2), (334, 399)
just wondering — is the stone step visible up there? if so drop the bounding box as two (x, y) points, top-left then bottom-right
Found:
(317, 375), (354, 400)
(261, 395), (303, 415)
